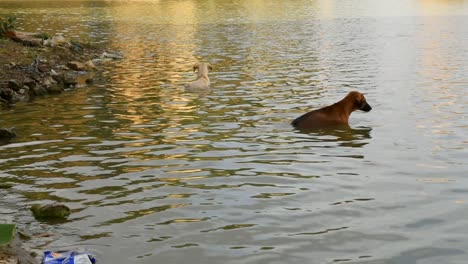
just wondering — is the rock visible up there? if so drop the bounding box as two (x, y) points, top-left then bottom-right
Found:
(51, 74), (64, 84)
(11, 31), (42, 47)
(85, 60), (97, 71)
(101, 51), (123, 59)
(0, 89), (14, 102)
(7, 80), (22, 91)
(30, 204), (70, 220)
(19, 86), (29, 96)
(47, 35), (69, 47)
(45, 85), (63, 94)
(66, 61), (86, 71)
(21, 38), (42, 47)
(55, 65), (69, 71)
(17, 89), (29, 101)
(63, 72), (78, 87)
(41, 76), (57, 87)
(0, 183), (13, 189)
(23, 77), (36, 89)
(30, 86), (47, 96)
(37, 63), (50, 73)
(29, 73), (41, 82)
(17, 232), (31, 241)
(0, 128), (16, 138)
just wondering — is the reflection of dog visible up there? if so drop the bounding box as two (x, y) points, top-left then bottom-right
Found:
(315, 126), (372, 148)
(184, 63), (213, 90)
(292, 91), (372, 130)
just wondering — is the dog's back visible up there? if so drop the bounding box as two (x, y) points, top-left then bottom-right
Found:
(291, 106), (342, 129)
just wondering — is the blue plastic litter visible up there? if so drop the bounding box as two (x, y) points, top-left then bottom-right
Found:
(42, 251), (96, 264)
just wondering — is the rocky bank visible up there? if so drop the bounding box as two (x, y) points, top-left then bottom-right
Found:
(0, 31), (121, 104)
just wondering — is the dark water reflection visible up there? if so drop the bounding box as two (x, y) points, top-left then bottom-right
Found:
(1, 0), (468, 263)
(294, 126), (372, 149)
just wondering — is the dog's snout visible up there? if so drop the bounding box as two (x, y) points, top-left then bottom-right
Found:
(360, 101), (372, 112)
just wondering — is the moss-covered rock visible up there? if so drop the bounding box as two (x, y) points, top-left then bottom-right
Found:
(30, 204), (70, 221)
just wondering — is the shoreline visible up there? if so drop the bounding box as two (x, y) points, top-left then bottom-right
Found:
(0, 31), (120, 106)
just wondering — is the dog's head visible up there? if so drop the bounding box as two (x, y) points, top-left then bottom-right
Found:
(349, 91), (372, 112)
(193, 63), (213, 73)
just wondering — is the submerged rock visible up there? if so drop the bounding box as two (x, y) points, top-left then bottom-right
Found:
(30, 86), (47, 96)
(0, 88), (15, 101)
(63, 72), (94, 87)
(45, 84), (64, 94)
(63, 72), (79, 87)
(0, 128), (16, 138)
(0, 183), (13, 189)
(30, 204), (70, 220)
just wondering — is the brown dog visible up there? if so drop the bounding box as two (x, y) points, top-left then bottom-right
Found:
(184, 62), (213, 90)
(292, 91), (372, 130)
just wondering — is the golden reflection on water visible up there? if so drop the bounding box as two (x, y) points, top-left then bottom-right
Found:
(414, 9), (463, 145)
(419, 0), (468, 15)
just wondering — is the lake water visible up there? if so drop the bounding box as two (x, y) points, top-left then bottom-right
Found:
(1, 0), (467, 263)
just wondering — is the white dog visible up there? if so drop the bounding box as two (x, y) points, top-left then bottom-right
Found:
(184, 62), (212, 90)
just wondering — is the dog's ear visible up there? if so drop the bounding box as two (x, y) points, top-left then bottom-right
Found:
(208, 64), (213, 71)
(193, 63), (199, 72)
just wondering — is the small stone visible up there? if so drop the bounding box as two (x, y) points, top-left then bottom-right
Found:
(48, 59), (57, 67)
(7, 79), (22, 91)
(41, 76), (57, 87)
(55, 65), (69, 71)
(85, 60), (97, 71)
(19, 86), (29, 95)
(102, 51), (123, 59)
(66, 61), (86, 71)
(37, 64), (50, 73)
(17, 231), (31, 241)
(64, 73), (78, 86)
(51, 71), (64, 83)
(29, 73), (41, 82)
(23, 77), (36, 89)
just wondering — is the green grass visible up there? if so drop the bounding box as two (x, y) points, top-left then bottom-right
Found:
(0, 224), (16, 246)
